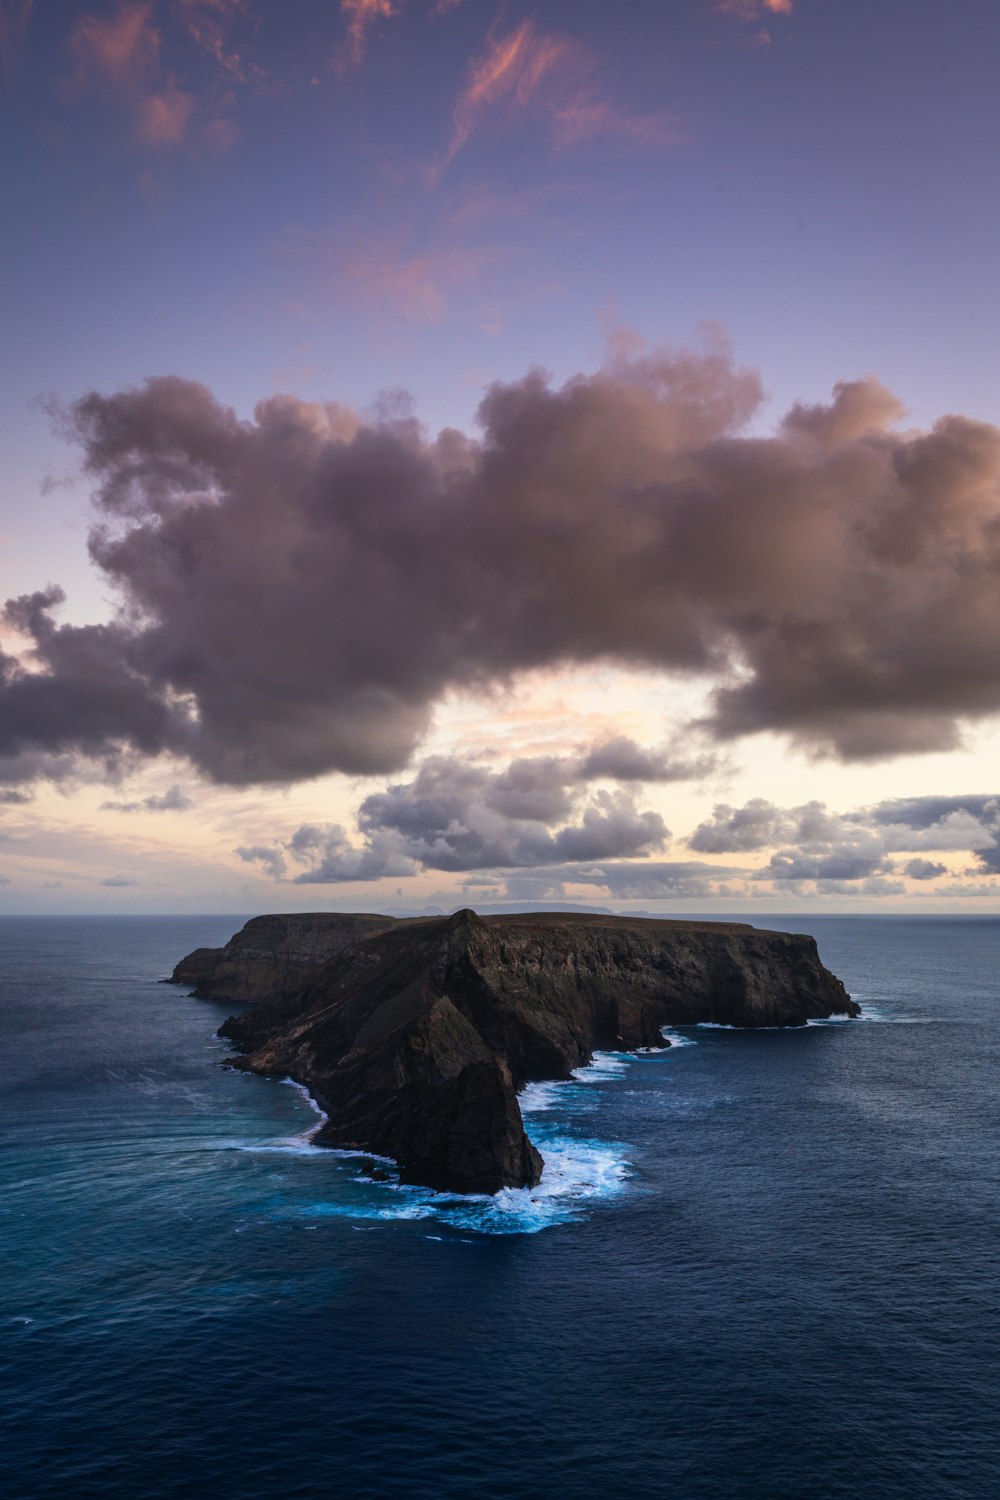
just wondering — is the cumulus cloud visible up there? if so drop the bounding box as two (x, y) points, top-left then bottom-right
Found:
(9, 335), (1000, 789)
(690, 792), (1000, 887)
(690, 798), (840, 853)
(234, 747), (676, 883)
(234, 843), (287, 879)
(904, 858), (947, 881)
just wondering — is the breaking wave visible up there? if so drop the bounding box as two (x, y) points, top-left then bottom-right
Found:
(236, 1043), (695, 1235)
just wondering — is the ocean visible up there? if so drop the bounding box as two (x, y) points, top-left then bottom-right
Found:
(2, 914), (998, 1499)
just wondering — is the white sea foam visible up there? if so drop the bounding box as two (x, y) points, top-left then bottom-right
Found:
(658, 1028), (698, 1048)
(233, 1042), (695, 1235)
(571, 1050), (631, 1082)
(697, 1015), (861, 1031)
(518, 1080), (563, 1114)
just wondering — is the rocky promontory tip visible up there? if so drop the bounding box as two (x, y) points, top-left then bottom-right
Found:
(172, 909), (857, 1195)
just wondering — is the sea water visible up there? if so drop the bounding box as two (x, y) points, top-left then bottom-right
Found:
(2, 914), (999, 1498)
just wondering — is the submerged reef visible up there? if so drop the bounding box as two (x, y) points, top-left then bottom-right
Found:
(171, 909), (857, 1194)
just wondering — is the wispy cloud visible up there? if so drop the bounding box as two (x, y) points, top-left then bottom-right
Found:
(339, 0), (400, 69)
(338, 0), (465, 69)
(68, 0), (161, 92)
(436, 19), (676, 180)
(63, 0), (254, 149)
(0, 0), (34, 81)
(716, 0), (794, 19)
(340, 237), (502, 323)
(175, 0), (260, 84)
(715, 0), (794, 47)
(100, 783), (193, 813)
(136, 80), (195, 142)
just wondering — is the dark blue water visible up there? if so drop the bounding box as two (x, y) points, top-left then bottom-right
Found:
(2, 915), (999, 1499)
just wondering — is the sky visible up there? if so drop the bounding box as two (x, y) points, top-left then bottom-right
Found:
(2, 0), (1000, 916)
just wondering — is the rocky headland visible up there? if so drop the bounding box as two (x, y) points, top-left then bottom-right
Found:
(171, 909), (857, 1195)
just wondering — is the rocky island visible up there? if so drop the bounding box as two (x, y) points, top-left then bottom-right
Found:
(171, 909), (857, 1195)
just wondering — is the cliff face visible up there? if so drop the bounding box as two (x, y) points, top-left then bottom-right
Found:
(170, 912), (403, 1002)
(172, 909), (856, 1196)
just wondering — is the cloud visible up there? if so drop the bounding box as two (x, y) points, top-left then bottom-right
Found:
(99, 875), (140, 887)
(690, 798), (840, 853)
(63, 0), (251, 149)
(354, 757), (669, 874)
(236, 746), (676, 883)
(690, 793), (1000, 888)
(137, 82), (195, 143)
(175, 0), (259, 84)
(100, 783), (192, 812)
(0, 0), (34, 80)
(11, 334), (1000, 788)
(340, 0), (399, 68)
(762, 849), (889, 884)
(437, 19), (674, 179)
(339, 239), (500, 325)
(234, 842), (287, 879)
(904, 858), (947, 881)
(68, 1), (161, 91)
(577, 735), (716, 783)
(717, 0), (794, 18)
(287, 824), (418, 883)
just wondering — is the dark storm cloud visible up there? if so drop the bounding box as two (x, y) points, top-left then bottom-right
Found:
(9, 338), (1000, 787)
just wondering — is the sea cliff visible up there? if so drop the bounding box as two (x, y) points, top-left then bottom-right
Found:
(171, 909), (857, 1194)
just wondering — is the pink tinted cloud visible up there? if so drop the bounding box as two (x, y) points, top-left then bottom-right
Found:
(64, 0), (252, 150)
(340, 0), (399, 68)
(437, 18), (675, 179)
(717, 0), (794, 17)
(137, 81), (195, 143)
(341, 237), (500, 323)
(175, 0), (260, 84)
(68, 1), (161, 90)
(0, 0), (34, 80)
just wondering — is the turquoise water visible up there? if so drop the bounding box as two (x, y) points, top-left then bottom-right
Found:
(2, 915), (999, 1497)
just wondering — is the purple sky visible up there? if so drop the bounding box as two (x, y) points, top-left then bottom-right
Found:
(2, 0), (1000, 914)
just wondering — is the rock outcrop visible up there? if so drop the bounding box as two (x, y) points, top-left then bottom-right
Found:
(171, 909), (857, 1195)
